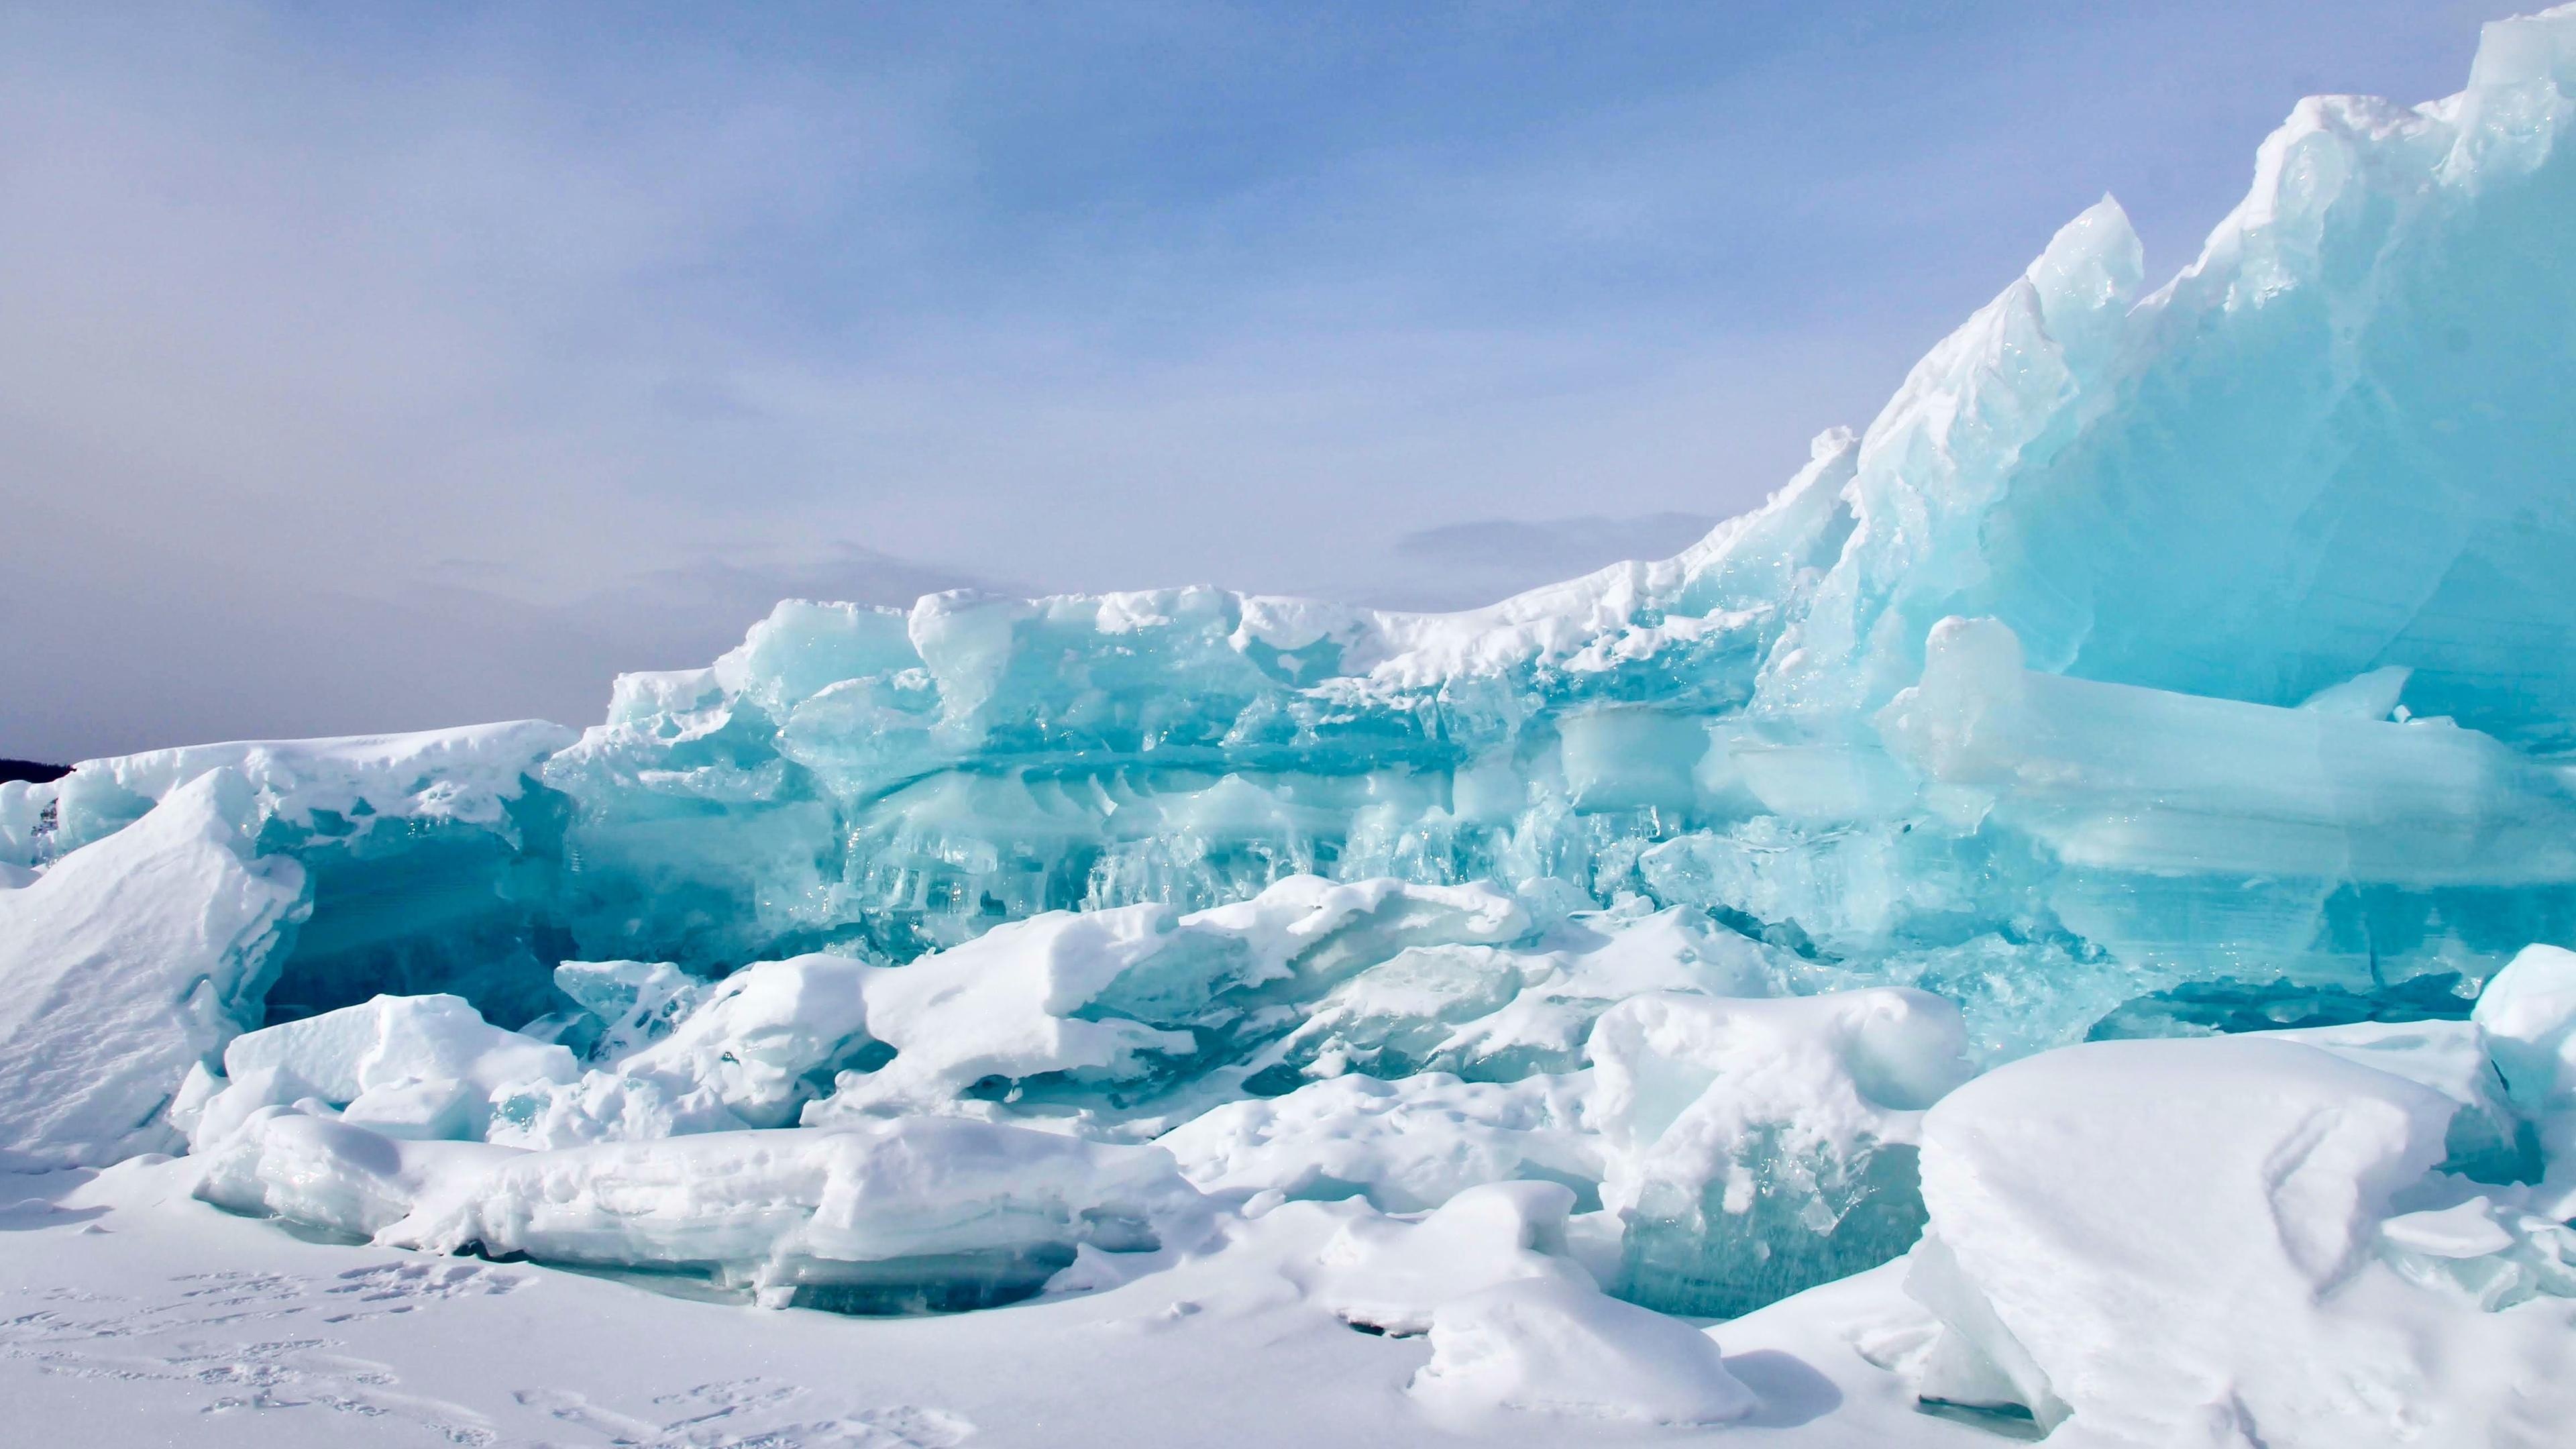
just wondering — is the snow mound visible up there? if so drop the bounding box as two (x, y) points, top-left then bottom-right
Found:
(1899, 1031), (2576, 1446)
(1409, 1275), (1758, 1426)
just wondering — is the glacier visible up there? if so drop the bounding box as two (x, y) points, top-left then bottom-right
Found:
(7, 9), (2576, 1446)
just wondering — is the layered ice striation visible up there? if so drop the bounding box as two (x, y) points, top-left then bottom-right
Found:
(9, 5), (2576, 1366)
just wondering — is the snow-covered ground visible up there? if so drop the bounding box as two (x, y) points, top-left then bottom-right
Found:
(0, 1157), (1964, 1449)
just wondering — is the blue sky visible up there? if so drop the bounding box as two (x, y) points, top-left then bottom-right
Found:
(0, 0), (2504, 757)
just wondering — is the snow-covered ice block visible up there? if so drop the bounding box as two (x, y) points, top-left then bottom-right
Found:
(1589, 987), (1972, 1316)
(808, 906), (1192, 1120)
(610, 953), (876, 1127)
(549, 958), (710, 1063)
(1903, 1033), (2576, 1447)
(2470, 942), (2576, 1203)
(489, 953), (875, 1147)
(2, 722), (588, 1032)
(1160, 1071), (1599, 1213)
(203, 994), (576, 1144)
(483, 1069), (749, 1151)
(2473, 943), (2576, 1116)
(1175, 875), (1529, 991)
(802, 874), (1529, 1126)
(195, 1106), (521, 1240)
(1281, 904), (1771, 1080)
(384, 1120), (1209, 1313)
(1409, 1275), (1757, 1427)
(0, 770), (307, 1168)
(221, 994), (574, 1105)
(3, 720), (574, 859)
(2375, 1193), (2576, 1312)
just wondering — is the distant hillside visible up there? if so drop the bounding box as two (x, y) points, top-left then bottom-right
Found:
(0, 759), (71, 785)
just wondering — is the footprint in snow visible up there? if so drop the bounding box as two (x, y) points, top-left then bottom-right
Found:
(515, 1381), (975, 1448)
(325, 1260), (530, 1319)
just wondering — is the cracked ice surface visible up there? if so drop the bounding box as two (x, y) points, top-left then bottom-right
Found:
(9, 7), (2576, 1446)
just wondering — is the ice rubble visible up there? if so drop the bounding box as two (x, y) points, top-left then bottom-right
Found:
(7, 5), (2576, 1439)
(1591, 988), (1971, 1316)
